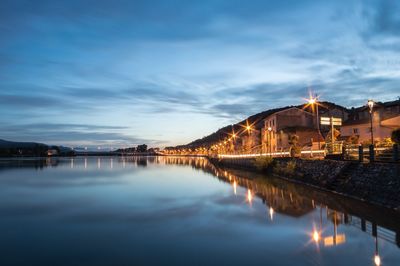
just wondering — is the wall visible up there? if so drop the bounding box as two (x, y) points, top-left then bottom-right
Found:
(210, 157), (400, 210)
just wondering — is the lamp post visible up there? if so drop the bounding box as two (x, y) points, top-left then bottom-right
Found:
(368, 99), (375, 146)
(268, 127), (272, 157)
(308, 95), (321, 150)
(245, 122), (253, 154)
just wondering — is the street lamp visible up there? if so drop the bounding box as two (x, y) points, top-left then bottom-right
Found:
(268, 126), (272, 157)
(368, 99), (375, 146)
(308, 95), (321, 150)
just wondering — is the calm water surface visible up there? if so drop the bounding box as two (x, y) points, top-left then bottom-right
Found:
(0, 156), (399, 266)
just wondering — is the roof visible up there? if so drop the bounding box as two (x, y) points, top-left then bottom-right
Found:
(269, 106), (314, 117)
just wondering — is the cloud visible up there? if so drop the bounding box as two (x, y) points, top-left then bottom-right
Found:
(0, 0), (399, 146)
(0, 123), (163, 146)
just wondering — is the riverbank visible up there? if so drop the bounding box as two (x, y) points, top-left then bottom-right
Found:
(209, 157), (400, 211)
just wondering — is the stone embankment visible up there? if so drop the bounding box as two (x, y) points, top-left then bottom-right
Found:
(209, 157), (400, 210)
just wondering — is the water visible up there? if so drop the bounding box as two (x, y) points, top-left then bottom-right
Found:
(0, 156), (399, 266)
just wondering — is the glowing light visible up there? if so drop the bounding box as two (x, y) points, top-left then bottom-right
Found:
(267, 126), (272, 132)
(233, 181), (237, 195)
(313, 230), (320, 243)
(368, 99), (375, 113)
(247, 189), (252, 203)
(308, 98), (316, 105)
(374, 255), (381, 266)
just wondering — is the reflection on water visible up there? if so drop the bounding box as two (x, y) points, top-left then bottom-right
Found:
(0, 156), (399, 266)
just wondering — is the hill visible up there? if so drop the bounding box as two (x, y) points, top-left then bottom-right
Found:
(170, 101), (348, 150)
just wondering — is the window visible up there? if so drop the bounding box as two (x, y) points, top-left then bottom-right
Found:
(353, 128), (359, 134)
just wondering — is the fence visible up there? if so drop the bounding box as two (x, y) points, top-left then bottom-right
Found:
(344, 144), (399, 163)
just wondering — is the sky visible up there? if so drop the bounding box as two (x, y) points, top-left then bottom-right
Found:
(1, 0), (400, 148)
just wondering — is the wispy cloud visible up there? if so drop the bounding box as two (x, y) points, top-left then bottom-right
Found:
(0, 0), (399, 146)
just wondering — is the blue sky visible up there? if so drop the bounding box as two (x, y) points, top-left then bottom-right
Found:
(1, 0), (400, 148)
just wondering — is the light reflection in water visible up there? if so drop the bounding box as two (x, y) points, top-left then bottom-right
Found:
(233, 181), (237, 195)
(247, 189), (253, 204)
(313, 230), (320, 243)
(269, 207), (274, 221)
(374, 254), (381, 266)
(374, 237), (381, 266)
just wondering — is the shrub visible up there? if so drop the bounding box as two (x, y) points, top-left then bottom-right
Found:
(254, 156), (275, 171)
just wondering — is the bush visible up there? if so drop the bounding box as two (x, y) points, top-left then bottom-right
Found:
(254, 156), (275, 171)
(392, 129), (400, 144)
(274, 160), (297, 176)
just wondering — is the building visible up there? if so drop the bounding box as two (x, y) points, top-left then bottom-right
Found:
(261, 107), (324, 153)
(240, 128), (261, 154)
(341, 99), (400, 144)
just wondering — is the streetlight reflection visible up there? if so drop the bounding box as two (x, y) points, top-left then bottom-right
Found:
(313, 229), (320, 243)
(269, 207), (274, 221)
(374, 254), (381, 266)
(247, 189), (253, 203)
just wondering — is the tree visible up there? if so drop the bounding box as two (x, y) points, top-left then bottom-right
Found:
(346, 135), (359, 145)
(288, 134), (301, 157)
(392, 129), (400, 144)
(325, 128), (341, 143)
(136, 144), (148, 153)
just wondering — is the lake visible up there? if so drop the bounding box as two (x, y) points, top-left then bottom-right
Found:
(0, 156), (399, 266)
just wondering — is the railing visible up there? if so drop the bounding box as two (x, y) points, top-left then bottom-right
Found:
(344, 144), (399, 163)
(217, 149), (326, 159)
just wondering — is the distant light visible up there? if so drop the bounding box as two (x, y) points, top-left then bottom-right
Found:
(268, 127), (272, 132)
